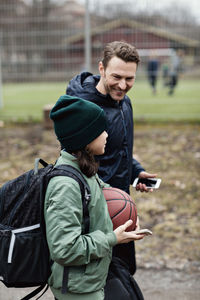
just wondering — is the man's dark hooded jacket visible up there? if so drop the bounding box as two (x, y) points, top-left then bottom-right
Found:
(66, 72), (145, 275)
(66, 72), (145, 194)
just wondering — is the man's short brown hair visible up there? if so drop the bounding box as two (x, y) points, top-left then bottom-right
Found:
(102, 41), (140, 69)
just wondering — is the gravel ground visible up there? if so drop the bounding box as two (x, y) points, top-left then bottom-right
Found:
(1, 267), (200, 300)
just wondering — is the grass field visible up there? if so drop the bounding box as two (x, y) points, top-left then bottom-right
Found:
(132, 79), (200, 122)
(0, 78), (199, 123)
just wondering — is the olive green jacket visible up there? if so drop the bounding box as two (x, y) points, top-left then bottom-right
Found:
(44, 150), (117, 293)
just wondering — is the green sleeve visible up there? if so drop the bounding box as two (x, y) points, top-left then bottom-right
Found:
(45, 176), (116, 267)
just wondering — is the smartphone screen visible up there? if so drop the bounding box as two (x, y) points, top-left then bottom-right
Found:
(137, 178), (157, 187)
(133, 178), (161, 189)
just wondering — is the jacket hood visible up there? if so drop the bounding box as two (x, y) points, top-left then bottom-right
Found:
(66, 71), (125, 107)
(66, 72), (100, 104)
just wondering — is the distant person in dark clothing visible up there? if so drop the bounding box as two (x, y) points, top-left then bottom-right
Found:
(162, 62), (169, 87)
(147, 53), (159, 94)
(168, 49), (184, 95)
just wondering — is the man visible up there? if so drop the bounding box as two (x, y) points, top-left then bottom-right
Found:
(147, 52), (159, 94)
(168, 48), (184, 95)
(66, 41), (156, 298)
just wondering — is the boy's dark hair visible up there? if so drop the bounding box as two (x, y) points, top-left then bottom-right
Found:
(74, 149), (99, 178)
(102, 41), (140, 69)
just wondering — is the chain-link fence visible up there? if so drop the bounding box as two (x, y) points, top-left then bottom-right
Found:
(0, 0), (200, 82)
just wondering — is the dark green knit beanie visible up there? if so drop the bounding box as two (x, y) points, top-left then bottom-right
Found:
(50, 95), (107, 151)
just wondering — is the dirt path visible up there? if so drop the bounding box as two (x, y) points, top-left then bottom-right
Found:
(135, 268), (200, 300)
(1, 268), (200, 300)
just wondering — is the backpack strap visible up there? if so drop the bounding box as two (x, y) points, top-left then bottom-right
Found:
(49, 164), (91, 295)
(53, 164), (91, 233)
(20, 284), (48, 300)
(34, 158), (49, 175)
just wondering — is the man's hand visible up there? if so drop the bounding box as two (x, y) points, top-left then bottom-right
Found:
(136, 171), (157, 192)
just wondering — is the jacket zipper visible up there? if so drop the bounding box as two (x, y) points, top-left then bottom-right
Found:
(120, 105), (130, 189)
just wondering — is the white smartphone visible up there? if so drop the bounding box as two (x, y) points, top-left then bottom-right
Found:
(133, 177), (161, 189)
(136, 229), (153, 236)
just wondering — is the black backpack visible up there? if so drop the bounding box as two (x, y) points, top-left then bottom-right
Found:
(0, 158), (91, 300)
(104, 257), (144, 300)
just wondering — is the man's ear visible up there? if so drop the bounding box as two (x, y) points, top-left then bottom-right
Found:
(98, 61), (105, 76)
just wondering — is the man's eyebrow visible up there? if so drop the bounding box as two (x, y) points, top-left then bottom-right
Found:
(111, 73), (135, 78)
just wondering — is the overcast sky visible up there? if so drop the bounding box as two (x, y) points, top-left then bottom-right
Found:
(23, 0), (200, 24)
(79, 0), (200, 24)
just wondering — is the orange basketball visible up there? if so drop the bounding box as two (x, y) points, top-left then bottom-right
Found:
(103, 187), (137, 231)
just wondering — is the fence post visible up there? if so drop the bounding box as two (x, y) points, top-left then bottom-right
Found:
(43, 104), (53, 129)
(0, 32), (3, 108)
(85, 0), (91, 72)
